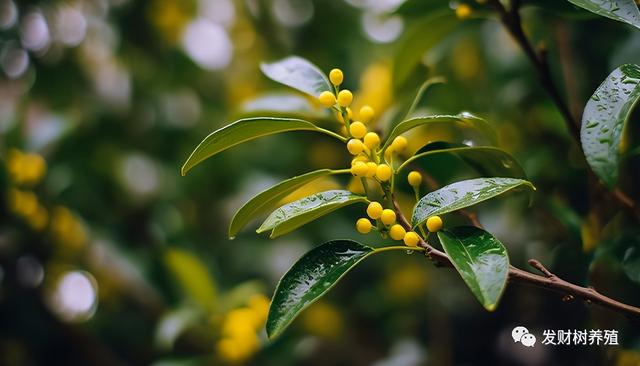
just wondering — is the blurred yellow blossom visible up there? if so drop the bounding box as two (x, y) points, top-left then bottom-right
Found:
(7, 149), (47, 186)
(352, 62), (392, 126)
(50, 207), (87, 251)
(301, 301), (343, 339)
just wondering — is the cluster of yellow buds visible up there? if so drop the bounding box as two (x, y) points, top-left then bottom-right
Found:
(50, 206), (88, 251)
(216, 294), (270, 363)
(8, 188), (48, 230)
(6, 149), (47, 186)
(356, 201), (422, 247)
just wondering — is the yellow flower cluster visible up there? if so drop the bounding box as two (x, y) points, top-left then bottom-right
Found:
(7, 149), (47, 186)
(356, 201), (422, 246)
(216, 294), (270, 363)
(8, 188), (49, 230)
(50, 206), (88, 251)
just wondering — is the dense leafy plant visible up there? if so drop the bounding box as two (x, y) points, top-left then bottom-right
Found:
(182, 0), (640, 342)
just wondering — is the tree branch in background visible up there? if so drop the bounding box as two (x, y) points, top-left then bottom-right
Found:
(486, 0), (640, 222)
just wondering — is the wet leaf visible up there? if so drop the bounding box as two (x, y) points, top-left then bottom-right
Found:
(399, 141), (527, 179)
(181, 117), (345, 175)
(383, 113), (497, 151)
(437, 227), (509, 311)
(229, 169), (344, 239)
(260, 56), (332, 98)
(267, 240), (412, 338)
(412, 177), (535, 227)
(258, 190), (368, 238)
(566, 0), (640, 29)
(581, 64), (640, 188)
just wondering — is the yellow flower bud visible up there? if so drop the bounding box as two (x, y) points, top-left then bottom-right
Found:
(363, 132), (380, 149)
(456, 4), (472, 19)
(426, 216), (443, 232)
(319, 91), (336, 107)
(329, 68), (343, 86)
(375, 164), (392, 181)
(351, 155), (369, 165)
(337, 90), (353, 107)
(380, 209), (396, 225)
(389, 224), (406, 241)
(350, 161), (368, 177)
(391, 136), (407, 151)
(347, 139), (364, 155)
(366, 201), (383, 219)
(359, 105), (375, 122)
(403, 231), (420, 247)
(408, 171), (422, 187)
(365, 162), (377, 178)
(349, 121), (367, 139)
(356, 218), (372, 234)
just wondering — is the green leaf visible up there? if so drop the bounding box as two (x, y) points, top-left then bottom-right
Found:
(382, 113), (498, 150)
(398, 141), (527, 179)
(623, 245), (640, 284)
(164, 249), (217, 312)
(260, 56), (332, 98)
(437, 227), (509, 311)
(181, 117), (345, 175)
(267, 240), (417, 338)
(393, 10), (457, 89)
(229, 169), (348, 239)
(412, 177), (535, 227)
(566, 0), (640, 29)
(257, 190), (368, 238)
(400, 76), (446, 121)
(581, 64), (640, 188)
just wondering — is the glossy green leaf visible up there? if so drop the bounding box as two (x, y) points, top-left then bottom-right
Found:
(398, 141), (527, 179)
(581, 64), (640, 188)
(437, 227), (509, 311)
(181, 117), (345, 175)
(257, 190), (368, 238)
(260, 56), (332, 98)
(229, 169), (347, 239)
(412, 177), (535, 227)
(383, 113), (498, 150)
(393, 10), (457, 89)
(267, 240), (417, 338)
(566, 0), (640, 29)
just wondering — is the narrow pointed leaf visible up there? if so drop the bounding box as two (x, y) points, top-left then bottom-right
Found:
(181, 117), (345, 175)
(260, 56), (332, 98)
(400, 76), (446, 121)
(581, 64), (640, 188)
(437, 227), (509, 311)
(229, 169), (345, 239)
(383, 113), (497, 151)
(412, 177), (535, 228)
(258, 190), (368, 238)
(566, 0), (640, 29)
(399, 141), (527, 179)
(267, 240), (414, 338)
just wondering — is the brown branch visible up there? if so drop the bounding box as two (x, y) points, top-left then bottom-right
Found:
(390, 195), (640, 318)
(486, 0), (640, 222)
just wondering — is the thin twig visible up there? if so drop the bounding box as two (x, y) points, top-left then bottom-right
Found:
(389, 195), (640, 318)
(486, 0), (640, 222)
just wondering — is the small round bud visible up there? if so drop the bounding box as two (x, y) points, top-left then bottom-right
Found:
(365, 162), (377, 178)
(329, 68), (344, 85)
(337, 90), (353, 107)
(456, 4), (472, 19)
(350, 161), (368, 177)
(403, 231), (420, 247)
(375, 164), (392, 181)
(351, 155), (369, 165)
(363, 132), (380, 149)
(392, 136), (407, 151)
(319, 91), (336, 107)
(349, 121), (367, 139)
(389, 224), (406, 241)
(380, 209), (396, 225)
(359, 105), (375, 122)
(366, 202), (383, 219)
(426, 216), (443, 232)
(356, 218), (372, 234)
(347, 139), (364, 155)
(408, 171), (422, 187)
